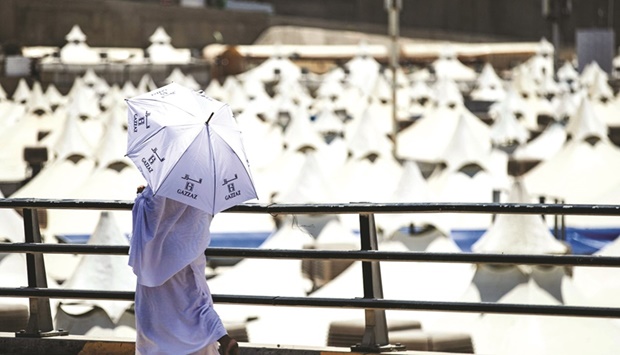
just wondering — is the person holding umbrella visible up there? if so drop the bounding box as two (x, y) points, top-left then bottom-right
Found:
(126, 83), (257, 354)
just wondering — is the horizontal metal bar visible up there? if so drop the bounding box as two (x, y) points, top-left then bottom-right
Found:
(0, 243), (130, 255)
(0, 287), (618, 319)
(213, 295), (620, 319)
(231, 202), (620, 216)
(204, 248), (620, 267)
(2, 198), (620, 215)
(0, 198), (134, 210)
(0, 287), (134, 301)
(2, 244), (620, 267)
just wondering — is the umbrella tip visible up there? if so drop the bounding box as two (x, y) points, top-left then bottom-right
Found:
(206, 112), (214, 125)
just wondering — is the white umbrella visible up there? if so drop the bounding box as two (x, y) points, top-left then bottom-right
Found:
(126, 82), (257, 214)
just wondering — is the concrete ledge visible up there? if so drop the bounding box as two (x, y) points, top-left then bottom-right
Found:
(0, 333), (461, 355)
(0, 332), (134, 355)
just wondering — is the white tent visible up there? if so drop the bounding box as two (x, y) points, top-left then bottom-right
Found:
(44, 161), (142, 238)
(45, 83), (68, 109)
(396, 102), (489, 163)
(431, 76), (464, 107)
(121, 80), (139, 98)
(512, 122), (566, 162)
(406, 79), (435, 118)
(312, 101), (344, 136)
(523, 134), (620, 204)
(164, 68), (201, 90)
(565, 95), (608, 142)
(344, 102), (394, 159)
(572, 235), (620, 308)
(333, 153), (402, 232)
(557, 61), (580, 83)
(238, 53), (302, 83)
(469, 63), (506, 102)
(257, 148), (310, 202)
(210, 219), (314, 324)
(146, 26), (191, 65)
(426, 167), (495, 231)
(205, 79), (228, 102)
(0, 109), (41, 182)
(472, 180), (569, 255)
(439, 113), (493, 172)
(49, 109), (96, 161)
(11, 154), (96, 199)
(233, 238), (475, 347)
(344, 50), (381, 96)
(60, 25), (101, 65)
(56, 212), (136, 335)
(472, 279), (620, 355)
(136, 74), (158, 94)
(552, 89), (582, 121)
(26, 82), (52, 115)
(431, 46), (477, 82)
(12, 78), (31, 104)
(235, 110), (284, 177)
(282, 106), (325, 152)
(489, 104), (530, 147)
(223, 76), (249, 114)
(312, 136), (349, 186)
(374, 160), (451, 238)
(0, 98), (26, 131)
(316, 74), (344, 99)
(273, 151), (337, 204)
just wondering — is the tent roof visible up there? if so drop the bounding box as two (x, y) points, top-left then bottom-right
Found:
(61, 212), (135, 323)
(472, 180), (568, 254)
(65, 25), (87, 42)
(149, 26), (171, 44)
(523, 138), (620, 202)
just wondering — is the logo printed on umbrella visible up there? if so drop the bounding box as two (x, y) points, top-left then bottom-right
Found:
(177, 174), (202, 200)
(223, 174), (241, 200)
(133, 111), (151, 132)
(141, 147), (165, 173)
(150, 88), (175, 99)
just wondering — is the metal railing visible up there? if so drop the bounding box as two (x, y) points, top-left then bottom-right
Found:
(1, 199), (620, 350)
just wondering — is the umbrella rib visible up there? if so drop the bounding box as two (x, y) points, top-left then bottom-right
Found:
(208, 124), (217, 214)
(127, 126), (166, 155)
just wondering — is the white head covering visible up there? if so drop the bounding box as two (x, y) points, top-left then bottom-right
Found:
(129, 186), (213, 287)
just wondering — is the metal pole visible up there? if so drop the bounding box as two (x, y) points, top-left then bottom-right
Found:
(386, 0), (401, 158)
(351, 213), (404, 352)
(551, 20), (561, 69)
(16, 209), (67, 338)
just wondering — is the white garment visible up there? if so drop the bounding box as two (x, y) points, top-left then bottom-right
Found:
(129, 186), (226, 354)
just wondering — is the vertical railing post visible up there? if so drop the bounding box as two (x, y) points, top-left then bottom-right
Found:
(560, 199), (566, 241)
(351, 213), (404, 352)
(15, 208), (68, 338)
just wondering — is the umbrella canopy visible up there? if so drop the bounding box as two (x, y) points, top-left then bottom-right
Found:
(126, 82), (257, 214)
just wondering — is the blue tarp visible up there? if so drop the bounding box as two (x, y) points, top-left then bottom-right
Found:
(55, 227), (619, 255)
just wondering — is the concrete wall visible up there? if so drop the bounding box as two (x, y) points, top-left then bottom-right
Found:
(0, 0), (271, 50)
(260, 0), (620, 46)
(2, 0), (619, 53)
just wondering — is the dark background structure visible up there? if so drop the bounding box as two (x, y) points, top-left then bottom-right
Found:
(0, 0), (618, 51)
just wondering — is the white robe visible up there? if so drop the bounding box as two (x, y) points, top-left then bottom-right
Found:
(129, 186), (226, 354)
